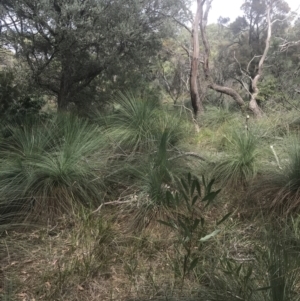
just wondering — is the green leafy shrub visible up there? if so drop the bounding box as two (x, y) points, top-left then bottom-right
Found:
(0, 71), (46, 125)
(159, 173), (230, 288)
(197, 219), (300, 301)
(120, 130), (193, 230)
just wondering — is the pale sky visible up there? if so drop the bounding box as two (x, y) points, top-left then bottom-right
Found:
(192, 0), (300, 24)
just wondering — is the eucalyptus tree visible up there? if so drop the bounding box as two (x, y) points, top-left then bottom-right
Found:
(224, 0), (291, 115)
(195, 1), (246, 113)
(0, 0), (187, 111)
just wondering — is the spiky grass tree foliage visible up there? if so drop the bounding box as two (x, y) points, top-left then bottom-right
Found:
(0, 115), (107, 223)
(100, 92), (191, 154)
(117, 130), (194, 230)
(91, 92), (195, 228)
(211, 129), (259, 188)
(252, 137), (300, 214)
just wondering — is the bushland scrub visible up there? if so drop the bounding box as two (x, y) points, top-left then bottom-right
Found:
(1, 95), (300, 301)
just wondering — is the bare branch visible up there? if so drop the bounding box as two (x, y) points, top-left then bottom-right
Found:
(279, 39), (300, 52)
(246, 55), (262, 74)
(91, 200), (134, 214)
(159, 12), (192, 34)
(168, 152), (208, 162)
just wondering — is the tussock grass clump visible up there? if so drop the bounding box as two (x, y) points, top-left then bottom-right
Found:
(98, 92), (192, 154)
(118, 131), (194, 230)
(0, 115), (107, 224)
(211, 129), (259, 188)
(201, 106), (240, 129)
(251, 136), (300, 214)
(91, 92), (196, 228)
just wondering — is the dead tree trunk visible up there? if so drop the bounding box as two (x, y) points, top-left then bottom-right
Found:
(199, 0), (246, 111)
(190, 0), (204, 116)
(248, 4), (273, 118)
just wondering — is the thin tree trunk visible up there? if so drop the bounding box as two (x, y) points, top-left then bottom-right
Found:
(57, 93), (69, 111)
(190, 0), (204, 116)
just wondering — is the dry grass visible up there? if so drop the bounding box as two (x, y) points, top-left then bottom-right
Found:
(2, 188), (300, 301)
(0, 210), (174, 301)
(0, 198), (233, 301)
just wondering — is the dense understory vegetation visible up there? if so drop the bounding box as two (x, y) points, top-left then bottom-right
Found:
(1, 94), (300, 300)
(1, 0), (300, 300)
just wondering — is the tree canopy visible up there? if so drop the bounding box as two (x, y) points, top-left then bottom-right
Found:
(0, 0), (189, 111)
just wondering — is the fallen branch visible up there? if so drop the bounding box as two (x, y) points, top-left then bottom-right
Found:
(91, 199), (133, 214)
(168, 152), (208, 162)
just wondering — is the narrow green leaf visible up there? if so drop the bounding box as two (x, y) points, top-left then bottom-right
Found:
(206, 178), (215, 194)
(227, 260), (233, 272)
(192, 195), (198, 206)
(181, 178), (189, 193)
(199, 229), (220, 242)
(202, 175), (206, 189)
(216, 212), (232, 225)
(184, 197), (192, 212)
(191, 179), (197, 197)
(192, 218), (200, 231)
(188, 172), (192, 185)
(188, 258), (199, 272)
(202, 189), (221, 206)
(195, 179), (201, 197)
(181, 190), (189, 202)
(158, 220), (176, 229)
(178, 218), (191, 238)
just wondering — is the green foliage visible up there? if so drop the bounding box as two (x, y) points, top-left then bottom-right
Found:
(0, 71), (46, 123)
(198, 219), (300, 301)
(253, 136), (300, 214)
(0, 115), (107, 224)
(201, 106), (239, 129)
(100, 92), (191, 154)
(212, 129), (259, 187)
(0, 0), (187, 110)
(106, 92), (160, 152)
(123, 130), (194, 230)
(257, 77), (282, 103)
(159, 173), (230, 287)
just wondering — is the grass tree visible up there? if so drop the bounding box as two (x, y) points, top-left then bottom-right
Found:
(0, 115), (108, 223)
(211, 129), (259, 188)
(253, 136), (300, 214)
